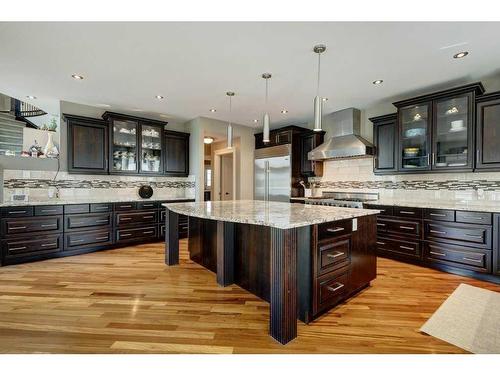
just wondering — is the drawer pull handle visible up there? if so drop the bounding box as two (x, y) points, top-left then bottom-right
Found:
(120, 233), (132, 237)
(95, 236), (109, 240)
(326, 283), (345, 293)
(400, 245), (414, 251)
(10, 226), (27, 230)
(376, 241), (386, 245)
(465, 233), (482, 239)
(8, 210), (27, 214)
(72, 222), (85, 225)
(143, 231), (154, 235)
(400, 226), (415, 230)
(120, 205), (132, 208)
(430, 251), (446, 256)
(41, 209), (58, 213)
(142, 204), (154, 207)
(430, 213), (446, 217)
(430, 230), (446, 235)
(400, 211), (415, 215)
(120, 217), (132, 221)
(41, 243), (57, 247)
(41, 224), (57, 228)
(143, 216), (154, 219)
(326, 227), (344, 233)
(71, 239), (84, 244)
(326, 251), (345, 259)
(96, 220), (109, 223)
(463, 257), (482, 263)
(377, 223), (386, 227)
(462, 216), (484, 220)
(10, 246), (27, 251)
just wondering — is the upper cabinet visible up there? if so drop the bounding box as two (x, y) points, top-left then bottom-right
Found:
(164, 130), (190, 176)
(299, 130), (325, 177)
(66, 112), (189, 177)
(370, 113), (397, 174)
(373, 82), (485, 175)
(254, 125), (309, 149)
(476, 92), (500, 171)
(65, 114), (108, 174)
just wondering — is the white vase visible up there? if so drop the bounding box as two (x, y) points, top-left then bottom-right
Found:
(43, 132), (58, 158)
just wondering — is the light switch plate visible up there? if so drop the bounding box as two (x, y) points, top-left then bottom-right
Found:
(352, 218), (358, 231)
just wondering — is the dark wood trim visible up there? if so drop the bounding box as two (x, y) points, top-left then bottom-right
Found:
(269, 227), (298, 345)
(216, 221), (235, 287)
(102, 111), (167, 126)
(494, 214), (500, 276)
(476, 90), (500, 103)
(368, 113), (397, 123)
(393, 82), (485, 108)
(165, 209), (179, 266)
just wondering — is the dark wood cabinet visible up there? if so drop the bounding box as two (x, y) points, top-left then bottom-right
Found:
(370, 114), (397, 174)
(299, 130), (325, 177)
(494, 214), (500, 276)
(476, 92), (500, 170)
(254, 125), (309, 149)
(164, 130), (190, 176)
(65, 114), (108, 174)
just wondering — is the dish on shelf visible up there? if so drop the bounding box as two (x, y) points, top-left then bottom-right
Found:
(450, 119), (465, 132)
(405, 128), (426, 138)
(404, 147), (420, 157)
(403, 164), (419, 168)
(435, 162), (447, 167)
(448, 162), (467, 167)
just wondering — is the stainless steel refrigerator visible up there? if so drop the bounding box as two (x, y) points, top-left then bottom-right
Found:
(254, 144), (292, 202)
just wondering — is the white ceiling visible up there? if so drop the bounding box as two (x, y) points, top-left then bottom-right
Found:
(1, 22), (500, 129)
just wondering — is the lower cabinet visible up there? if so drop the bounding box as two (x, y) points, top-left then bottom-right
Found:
(1, 234), (63, 262)
(376, 236), (421, 260)
(423, 242), (491, 273)
(116, 226), (158, 244)
(494, 214), (500, 276)
(65, 229), (113, 251)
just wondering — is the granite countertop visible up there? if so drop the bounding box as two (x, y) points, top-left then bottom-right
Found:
(164, 200), (379, 229)
(371, 198), (500, 213)
(0, 196), (195, 207)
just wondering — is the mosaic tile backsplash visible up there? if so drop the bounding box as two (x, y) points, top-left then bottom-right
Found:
(2, 170), (196, 202)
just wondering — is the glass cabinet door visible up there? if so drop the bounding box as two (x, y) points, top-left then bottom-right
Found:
(433, 95), (470, 169)
(111, 119), (138, 173)
(140, 124), (162, 173)
(400, 103), (431, 170)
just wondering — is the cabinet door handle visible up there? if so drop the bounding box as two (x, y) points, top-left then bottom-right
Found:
(430, 251), (446, 256)
(10, 226), (27, 230)
(326, 227), (344, 233)
(400, 225), (415, 230)
(41, 243), (57, 247)
(463, 257), (482, 263)
(430, 213), (446, 217)
(326, 283), (345, 293)
(432, 152), (435, 165)
(376, 241), (386, 245)
(476, 149), (480, 164)
(430, 229), (446, 235)
(10, 246), (27, 251)
(400, 245), (414, 251)
(326, 251), (344, 259)
(400, 211), (415, 215)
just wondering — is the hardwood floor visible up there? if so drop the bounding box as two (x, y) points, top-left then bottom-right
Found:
(0, 240), (499, 354)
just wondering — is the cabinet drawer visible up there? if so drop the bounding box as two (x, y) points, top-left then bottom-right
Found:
(34, 205), (64, 216)
(159, 224), (165, 238)
(1, 206), (33, 218)
(114, 202), (137, 211)
(317, 237), (351, 276)
(376, 236), (421, 260)
(64, 204), (90, 214)
(90, 203), (113, 213)
(424, 208), (455, 222)
(393, 207), (422, 219)
(115, 210), (158, 226)
(1, 234), (62, 260)
(425, 222), (492, 249)
(116, 226), (157, 243)
(65, 229), (113, 250)
(137, 201), (158, 210)
(318, 219), (352, 241)
(378, 218), (421, 238)
(456, 211), (492, 225)
(314, 267), (350, 315)
(364, 204), (393, 217)
(160, 210), (166, 222)
(1, 215), (63, 236)
(65, 213), (112, 232)
(424, 242), (491, 273)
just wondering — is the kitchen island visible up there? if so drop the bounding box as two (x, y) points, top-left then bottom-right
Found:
(163, 200), (379, 344)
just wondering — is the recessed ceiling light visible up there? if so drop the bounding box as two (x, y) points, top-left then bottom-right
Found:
(322, 97), (328, 102)
(209, 108), (216, 113)
(71, 74), (84, 80)
(204, 136), (215, 144)
(26, 95), (36, 99)
(372, 79), (384, 85)
(281, 109), (288, 114)
(453, 51), (469, 59)
(155, 95), (164, 100)
(253, 119), (259, 123)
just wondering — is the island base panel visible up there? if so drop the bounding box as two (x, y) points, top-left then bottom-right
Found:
(165, 209), (179, 265)
(216, 221), (235, 286)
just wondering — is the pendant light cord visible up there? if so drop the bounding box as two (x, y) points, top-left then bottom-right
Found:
(317, 52), (321, 96)
(265, 77), (269, 109)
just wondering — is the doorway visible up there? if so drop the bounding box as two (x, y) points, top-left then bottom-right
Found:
(213, 147), (236, 201)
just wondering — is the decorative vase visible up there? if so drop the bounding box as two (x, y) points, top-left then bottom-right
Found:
(43, 132), (58, 158)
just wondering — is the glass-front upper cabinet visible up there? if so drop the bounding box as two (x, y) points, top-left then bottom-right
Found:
(399, 103), (431, 171)
(139, 123), (163, 174)
(432, 94), (472, 170)
(111, 118), (138, 173)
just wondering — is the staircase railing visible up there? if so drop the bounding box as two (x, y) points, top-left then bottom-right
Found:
(14, 99), (47, 118)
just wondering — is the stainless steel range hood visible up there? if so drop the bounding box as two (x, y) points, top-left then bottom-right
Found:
(308, 108), (375, 160)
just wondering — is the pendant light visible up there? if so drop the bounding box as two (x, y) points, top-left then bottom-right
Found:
(226, 91), (235, 148)
(262, 73), (272, 143)
(313, 44), (326, 132)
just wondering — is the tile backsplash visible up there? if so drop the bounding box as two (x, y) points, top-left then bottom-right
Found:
(2, 170), (196, 202)
(309, 158), (500, 201)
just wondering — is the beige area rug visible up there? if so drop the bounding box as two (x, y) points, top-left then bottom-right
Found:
(420, 283), (500, 353)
